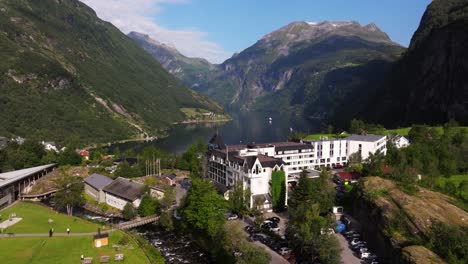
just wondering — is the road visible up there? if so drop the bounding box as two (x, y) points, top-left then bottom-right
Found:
(334, 233), (362, 264)
(253, 241), (289, 264)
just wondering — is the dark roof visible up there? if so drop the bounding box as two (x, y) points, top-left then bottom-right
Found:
(345, 134), (385, 142)
(103, 177), (144, 201)
(163, 173), (176, 180)
(257, 155), (284, 168)
(209, 133), (226, 149)
(84, 174), (113, 190)
(245, 156), (257, 170)
(274, 143), (313, 152)
(94, 233), (109, 239)
(336, 171), (361, 180)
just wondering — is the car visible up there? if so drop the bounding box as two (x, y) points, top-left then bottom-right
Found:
(344, 230), (358, 235)
(345, 233), (360, 239)
(361, 252), (377, 259)
(334, 164), (344, 169)
(350, 239), (362, 246)
(269, 225), (280, 232)
(227, 214), (238, 220)
(266, 217), (280, 223)
(251, 234), (267, 242)
(279, 247), (291, 255)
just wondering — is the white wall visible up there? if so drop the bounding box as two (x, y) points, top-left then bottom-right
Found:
(105, 193), (130, 210)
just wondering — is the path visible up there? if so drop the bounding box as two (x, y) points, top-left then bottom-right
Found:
(0, 230), (113, 238)
(334, 233), (361, 264)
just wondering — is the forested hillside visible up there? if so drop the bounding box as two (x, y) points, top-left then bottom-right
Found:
(0, 0), (224, 144)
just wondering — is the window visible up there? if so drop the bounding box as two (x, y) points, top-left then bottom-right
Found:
(327, 158), (330, 162)
(263, 169), (266, 172)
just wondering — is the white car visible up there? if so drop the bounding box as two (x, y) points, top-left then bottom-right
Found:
(227, 214), (238, 220)
(361, 252), (371, 259)
(269, 226), (280, 232)
(350, 239), (361, 246)
(279, 247), (291, 255)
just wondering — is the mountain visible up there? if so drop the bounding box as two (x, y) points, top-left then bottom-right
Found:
(131, 21), (404, 116)
(128, 32), (218, 90)
(0, 0), (224, 144)
(359, 0), (468, 126)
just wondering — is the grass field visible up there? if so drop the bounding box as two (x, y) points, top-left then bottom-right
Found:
(387, 126), (468, 136)
(0, 231), (149, 264)
(0, 202), (102, 234)
(436, 174), (468, 196)
(0, 202), (158, 264)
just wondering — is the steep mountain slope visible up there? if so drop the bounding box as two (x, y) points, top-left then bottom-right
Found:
(128, 32), (218, 90)
(360, 0), (468, 127)
(0, 0), (223, 144)
(131, 21), (404, 116)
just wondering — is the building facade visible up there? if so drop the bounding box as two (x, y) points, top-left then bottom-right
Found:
(102, 177), (144, 210)
(206, 134), (387, 210)
(84, 174), (113, 203)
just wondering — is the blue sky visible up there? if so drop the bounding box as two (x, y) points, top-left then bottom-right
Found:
(83, 0), (431, 63)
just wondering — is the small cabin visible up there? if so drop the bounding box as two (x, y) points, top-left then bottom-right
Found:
(93, 233), (109, 248)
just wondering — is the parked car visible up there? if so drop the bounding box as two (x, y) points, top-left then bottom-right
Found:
(279, 247), (291, 255)
(350, 239), (362, 246)
(266, 217), (280, 223)
(227, 214), (238, 220)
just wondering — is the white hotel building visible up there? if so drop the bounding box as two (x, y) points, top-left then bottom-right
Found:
(206, 133), (387, 210)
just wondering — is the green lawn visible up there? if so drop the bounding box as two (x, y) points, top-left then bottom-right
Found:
(387, 126), (467, 136)
(0, 231), (150, 264)
(0, 202), (103, 233)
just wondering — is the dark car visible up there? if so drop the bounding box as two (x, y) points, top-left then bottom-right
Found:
(266, 217), (280, 223)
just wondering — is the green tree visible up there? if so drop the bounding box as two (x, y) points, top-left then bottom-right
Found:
(349, 119), (366, 134)
(271, 170), (286, 211)
(182, 178), (228, 237)
(228, 182), (251, 215)
(159, 210), (174, 231)
(58, 148), (82, 166)
(122, 203), (136, 220)
(138, 195), (160, 216)
(160, 186), (176, 211)
(114, 161), (133, 178)
(52, 172), (84, 215)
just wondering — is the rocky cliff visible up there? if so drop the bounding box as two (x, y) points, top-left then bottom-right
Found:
(352, 177), (467, 263)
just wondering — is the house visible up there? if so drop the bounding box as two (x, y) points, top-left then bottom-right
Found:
(79, 149), (90, 160)
(84, 174), (113, 203)
(150, 185), (165, 199)
(213, 182), (231, 200)
(103, 177), (144, 210)
(390, 135), (410, 149)
(41, 141), (58, 152)
(335, 171), (361, 183)
(163, 173), (177, 186)
(93, 230), (109, 248)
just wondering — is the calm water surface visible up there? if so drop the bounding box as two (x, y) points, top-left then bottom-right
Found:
(112, 112), (320, 154)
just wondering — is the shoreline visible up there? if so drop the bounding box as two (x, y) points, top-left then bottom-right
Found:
(85, 118), (231, 150)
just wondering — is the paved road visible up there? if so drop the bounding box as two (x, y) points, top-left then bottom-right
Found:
(334, 233), (362, 264)
(0, 230), (113, 238)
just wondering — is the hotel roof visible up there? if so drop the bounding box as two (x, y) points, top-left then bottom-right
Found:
(345, 134), (386, 142)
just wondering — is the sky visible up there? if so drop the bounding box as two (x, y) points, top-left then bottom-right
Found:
(81, 0), (431, 63)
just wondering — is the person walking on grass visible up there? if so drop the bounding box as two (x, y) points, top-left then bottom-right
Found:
(67, 227), (70, 235)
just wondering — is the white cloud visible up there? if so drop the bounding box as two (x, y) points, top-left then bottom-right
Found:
(80, 0), (230, 63)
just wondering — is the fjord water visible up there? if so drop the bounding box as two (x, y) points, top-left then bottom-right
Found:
(112, 112), (320, 154)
